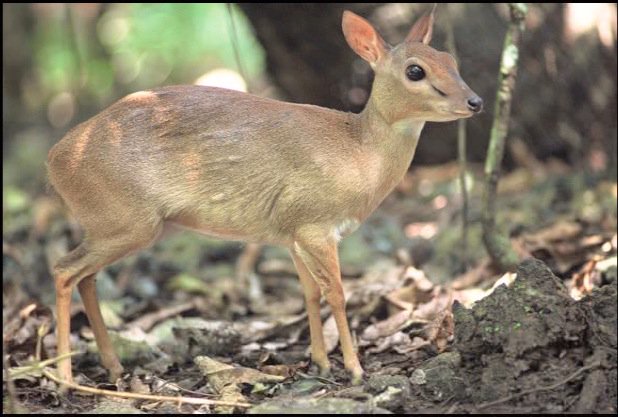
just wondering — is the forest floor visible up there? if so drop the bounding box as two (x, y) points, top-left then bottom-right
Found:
(3, 153), (617, 414)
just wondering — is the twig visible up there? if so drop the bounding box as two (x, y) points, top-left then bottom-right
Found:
(226, 3), (250, 92)
(8, 351), (81, 378)
(481, 3), (527, 272)
(126, 299), (198, 331)
(42, 367), (252, 408)
(35, 321), (49, 361)
(296, 371), (342, 386)
(152, 376), (219, 397)
(314, 385), (364, 400)
(476, 361), (602, 410)
(3, 339), (17, 414)
(444, 4), (470, 268)
(457, 120), (469, 265)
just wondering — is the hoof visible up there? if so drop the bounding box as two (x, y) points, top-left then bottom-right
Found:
(107, 365), (124, 383)
(318, 364), (332, 378)
(348, 365), (364, 385)
(309, 360), (332, 378)
(103, 356), (124, 383)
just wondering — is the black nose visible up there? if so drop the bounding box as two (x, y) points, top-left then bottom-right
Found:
(467, 96), (483, 113)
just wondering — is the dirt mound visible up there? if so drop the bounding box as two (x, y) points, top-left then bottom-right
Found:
(452, 258), (617, 412)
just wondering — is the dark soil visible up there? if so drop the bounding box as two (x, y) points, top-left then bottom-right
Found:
(3, 167), (617, 414)
(450, 258), (616, 413)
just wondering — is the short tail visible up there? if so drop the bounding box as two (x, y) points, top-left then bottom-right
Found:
(44, 160), (64, 206)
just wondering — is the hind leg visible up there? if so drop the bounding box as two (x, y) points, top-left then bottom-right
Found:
(53, 223), (162, 383)
(236, 243), (264, 307)
(77, 275), (123, 380)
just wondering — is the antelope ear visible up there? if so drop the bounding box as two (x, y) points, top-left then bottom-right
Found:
(406, 5), (436, 44)
(342, 10), (389, 65)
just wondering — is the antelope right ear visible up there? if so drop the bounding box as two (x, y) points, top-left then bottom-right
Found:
(406, 5), (436, 45)
(342, 10), (389, 66)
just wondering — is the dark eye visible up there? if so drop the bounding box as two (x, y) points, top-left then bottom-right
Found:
(406, 65), (425, 81)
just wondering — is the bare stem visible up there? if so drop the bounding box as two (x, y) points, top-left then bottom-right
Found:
(481, 3), (527, 272)
(3, 340), (17, 414)
(43, 367), (252, 408)
(445, 4), (469, 268)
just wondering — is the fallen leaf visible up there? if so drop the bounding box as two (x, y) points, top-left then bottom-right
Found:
(424, 303), (454, 353)
(165, 273), (209, 295)
(259, 363), (306, 378)
(366, 331), (411, 354)
(322, 314), (339, 354)
(361, 309), (412, 342)
(411, 289), (450, 322)
(393, 336), (430, 354)
(196, 355), (285, 413)
(514, 219), (612, 273)
(450, 258), (496, 290)
(196, 355), (286, 388)
(568, 257), (604, 300)
(129, 375), (151, 395)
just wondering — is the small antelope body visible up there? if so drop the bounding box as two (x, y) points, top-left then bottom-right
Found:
(48, 8), (481, 385)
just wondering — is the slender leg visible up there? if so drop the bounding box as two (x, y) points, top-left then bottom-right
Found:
(77, 275), (123, 381)
(236, 243), (264, 304)
(52, 220), (161, 385)
(290, 250), (330, 375)
(293, 229), (364, 384)
(55, 274), (74, 383)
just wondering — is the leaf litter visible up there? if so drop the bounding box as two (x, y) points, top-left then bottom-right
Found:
(3, 160), (616, 413)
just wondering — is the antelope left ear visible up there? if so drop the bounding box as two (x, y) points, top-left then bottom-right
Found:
(342, 10), (389, 66)
(406, 4), (436, 45)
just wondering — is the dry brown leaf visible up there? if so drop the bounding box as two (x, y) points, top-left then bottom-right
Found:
(450, 288), (487, 308)
(384, 266), (435, 315)
(411, 289), (451, 322)
(497, 168), (537, 194)
(529, 220), (582, 242)
(345, 263), (408, 308)
(129, 375), (151, 395)
(361, 308), (412, 342)
(393, 336), (430, 354)
(322, 314), (339, 354)
(515, 220), (612, 273)
(366, 332), (412, 354)
(257, 258), (297, 276)
(237, 313), (307, 343)
(4, 304), (53, 350)
(568, 257), (604, 300)
(259, 363), (307, 378)
(127, 299), (199, 332)
(195, 355), (286, 389)
(18, 303), (37, 320)
(450, 258), (496, 290)
(385, 286), (415, 312)
(195, 355), (285, 413)
(424, 304), (454, 353)
(32, 196), (63, 238)
(404, 266), (435, 292)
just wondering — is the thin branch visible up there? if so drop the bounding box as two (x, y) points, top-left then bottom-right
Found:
(3, 340), (17, 414)
(481, 3), (527, 272)
(8, 351), (81, 378)
(476, 361), (602, 410)
(226, 3), (251, 92)
(126, 299), (199, 331)
(42, 367), (252, 408)
(444, 4), (470, 268)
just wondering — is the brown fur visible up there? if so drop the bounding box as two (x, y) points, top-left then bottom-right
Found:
(47, 8), (481, 384)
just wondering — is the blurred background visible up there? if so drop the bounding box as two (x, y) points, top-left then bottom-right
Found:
(3, 5), (617, 413)
(3, 3), (617, 304)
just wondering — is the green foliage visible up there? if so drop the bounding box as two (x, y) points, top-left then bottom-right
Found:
(32, 4), (264, 103)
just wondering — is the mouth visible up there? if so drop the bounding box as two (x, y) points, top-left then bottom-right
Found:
(451, 110), (475, 118)
(434, 107), (476, 122)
